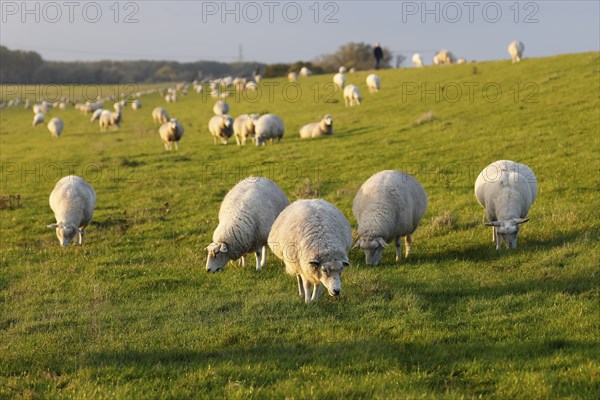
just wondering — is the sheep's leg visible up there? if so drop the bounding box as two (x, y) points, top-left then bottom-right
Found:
(495, 229), (502, 251)
(404, 235), (412, 258)
(492, 226), (496, 242)
(254, 248), (262, 271)
(174, 142), (179, 151)
(235, 136), (241, 146)
(238, 255), (247, 267)
(297, 275), (304, 297)
(302, 278), (312, 304)
(260, 245), (267, 269)
(213, 136), (217, 145)
(395, 237), (402, 262)
(78, 228), (85, 245)
(311, 284), (322, 303)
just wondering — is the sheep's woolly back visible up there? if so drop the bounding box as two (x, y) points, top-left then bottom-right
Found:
(49, 176), (96, 228)
(213, 177), (289, 259)
(299, 115), (333, 138)
(474, 160), (537, 221)
(209, 115), (234, 139)
(353, 170), (428, 242)
(366, 74), (381, 92)
(269, 199), (352, 276)
(47, 118), (64, 137)
(255, 114), (284, 143)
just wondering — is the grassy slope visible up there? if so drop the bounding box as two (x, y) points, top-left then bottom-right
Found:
(1, 52), (599, 399)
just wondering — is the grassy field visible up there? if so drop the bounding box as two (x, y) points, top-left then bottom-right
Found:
(1, 52), (599, 399)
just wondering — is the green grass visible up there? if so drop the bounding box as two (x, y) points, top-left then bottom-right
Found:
(1, 52), (599, 399)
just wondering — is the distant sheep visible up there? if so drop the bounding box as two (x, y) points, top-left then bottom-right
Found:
(412, 53), (424, 67)
(268, 199), (352, 303)
(333, 72), (346, 90)
(433, 49), (455, 65)
(131, 100), (142, 110)
(158, 118), (184, 151)
(48, 175), (96, 246)
(47, 118), (64, 138)
(206, 177), (289, 272)
(299, 115), (333, 139)
(90, 108), (106, 122)
(353, 170), (428, 265)
(343, 84), (362, 107)
(288, 72), (298, 82)
(32, 113), (45, 127)
(208, 114), (234, 144)
(299, 67), (312, 77)
(114, 101), (125, 112)
(213, 100), (229, 115)
(338, 66), (347, 73)
(474, 160), (537, 250)
(255, 114), (284, 146)
(99, 111), (121, 131)
(366, 74), (381, 93)
(456, 58), (467, 64)
(152, 107), (170, 124)
(508, 40), (525, 63)
(233, 113), (259, 145)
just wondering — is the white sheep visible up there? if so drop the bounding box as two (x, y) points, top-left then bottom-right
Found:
(254, 74), (262, 83)
(32, 113), (45, 127)
(131, 100), (142, 110)
(208, 114), (234, 144)
(333, 72), (346, 90)
(508, 40), (525, 63)
(32, 104), (43, 114)
(288, 71), (298, 82)
(474, 160), (537, 250)
(114, 101), (125, 112)
(233, 113), (259, 145)
(47, 118), (64, 138)
(299, 115), (333, 139)
(353, 170), (428, 265)
(245, 81), (258, 92)
(299, 67), (312, 77)
(338, 66), (347, 73)
(90, 108), (107, 122)
(433, 49), (455, 65)
(99, 111), (121, 131)
(255, 114), (284, 146)
(48, 175), (96, 246)
(343, 84), (362, 107)
(412, 53), (424, 67)
(366, 74), (381, 93)
(206, 177), (289, 272)
(152, 107), (170, 124)
(456, 58), (467, 64)
(268, 199), (352, 304)
(158, 118), (184, 151)
(213, 100), (230, 116)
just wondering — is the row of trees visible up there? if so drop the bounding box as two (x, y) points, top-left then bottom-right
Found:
(1, 43), (399, 84)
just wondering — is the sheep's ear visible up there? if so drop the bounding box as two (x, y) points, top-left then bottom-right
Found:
(485, 221), (501, 227)
(47, 223), (58, 229)
(377, 237), (388, 248)
(513, 218), (530, 225)
(342, 260), (350, 267)
(219, 243), (228, 253)
(309, 260), (321, 270)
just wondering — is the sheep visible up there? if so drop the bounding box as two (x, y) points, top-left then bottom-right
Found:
(299, 67), (312, 77)
(47, 118), (64, 138)
(99, 110), (121, 131)
(352, 170), (428, 265)
(233, 113), (259, 145)
(47, 175), (96, 246)
(268, 199), (352, 304)
(456, 58), (467, 64)
(158, 118), (184, 151)
(508, 40), (525, 63)
(90, 108), (107, 122)
(474, 160), (537, 250)
(254, 74), (262, 83)
(245, 81), (258, 92)
(288, 71), (298, 82)
(114, 101), (125, 112)
(254, 114), (284, 146)
(299, 115), (333, 139)
(32, 113), (45, 127)
(206, 176), (289, 272)
(412, 53), (424, 67)
(152, 107), (170, 124)
(338, 66), (347, 73)
(333, 72), (346, 90)
(208, 114), (234, 144)
(366, 74), (381, 93)
(343, 84), (362, 107)
(433, 49), (455, 65)
(131, 100), (142, 110)
(213, 100), (229, 116)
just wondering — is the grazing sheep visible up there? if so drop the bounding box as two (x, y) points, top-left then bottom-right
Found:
(233, 113), (259, 145)
(152, 107), (170, 124)
(254, 74), (262, 83)
(90, 108), (107, 122)
(158, 118), (184, 151)
(338, 66), (347, 73)
(255, 114), (284, 146)
(213, 100), (230, 116)
(474, 160), (537, 250)
(245, 81), (258, 92)
(131, 100), (142, 110)
(412, 53), (424, 67)
(366, 74), (381, 93)
(456, 58), (467, 64)
(288, 71), (298, 82)
(343, 84), (362, 107)
(165, 93), (178, 103)
(47, 118), (64, 138)
(433, 49), (455, 65)
(299, 67), (312, 77)
(268, 199), (352, 304)
(333, 72), (346, 90)
(114, 101), (125, 112)
(353, 170), (428, 265)
(299, 115), (333, 139)
(208, 114), (234, 144)
(32, 113), (45, 127)
(32, 104), (43, 114)
(206, 177), (289, 272)
(48, 175), (96, 246)
(508, 40), (525, 63)
(99, 110), (121, 131)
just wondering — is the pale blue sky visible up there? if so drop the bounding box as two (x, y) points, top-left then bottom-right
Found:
(1, 1), (598, 64)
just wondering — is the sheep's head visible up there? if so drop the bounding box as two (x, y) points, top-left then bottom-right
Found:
(168, 119), (178, 131)
(354, 237), (387, 265)
(486, 218), (529, 249)
(205, 242), (230, 272)
(308, 258), (350, 298)
(47, 222), (78, 246)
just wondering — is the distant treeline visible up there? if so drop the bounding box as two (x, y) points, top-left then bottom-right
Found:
(0, 42), (395, 84)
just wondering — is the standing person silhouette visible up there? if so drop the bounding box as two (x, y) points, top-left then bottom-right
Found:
(374, 42), (384, 70)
